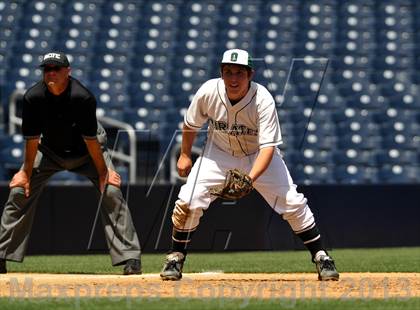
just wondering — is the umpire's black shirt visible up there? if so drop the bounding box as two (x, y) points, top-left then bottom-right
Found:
(22, 77), (98, 157)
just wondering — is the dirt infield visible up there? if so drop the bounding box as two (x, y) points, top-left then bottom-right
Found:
(0, 273), (419, 299)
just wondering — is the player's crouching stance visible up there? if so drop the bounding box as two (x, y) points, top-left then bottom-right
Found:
(160, 49), (339, 281)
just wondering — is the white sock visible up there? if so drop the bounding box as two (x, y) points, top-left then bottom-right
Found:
(314, 250), (328, 262)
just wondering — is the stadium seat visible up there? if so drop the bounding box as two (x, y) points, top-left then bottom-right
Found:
(290, 149), (333, 165)
(382, 134), (420, 150)
(378, 165), (420, 184)
(333, 149), (376, 165)
(376, 149), (417, 165)
(291, 164), (335, 185)
(336, 133), (381, 150)
(0, 0), (419, 185)
(334, 165), (378, 184)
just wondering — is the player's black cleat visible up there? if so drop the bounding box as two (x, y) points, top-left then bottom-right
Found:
(123, 259), (141, 275)
(160, 252), (185, 281)
(315, 255), (339, 281)
(0, 259), (6, 274)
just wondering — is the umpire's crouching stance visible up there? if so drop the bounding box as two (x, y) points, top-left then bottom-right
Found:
(0, 52), (141, 275)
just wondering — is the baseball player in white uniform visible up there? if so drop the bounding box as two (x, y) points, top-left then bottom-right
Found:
(160, 49), (339, 281)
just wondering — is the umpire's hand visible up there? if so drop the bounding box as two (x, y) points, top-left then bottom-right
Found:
(99, 168), (121, 193)
(10, 170), (31, 197)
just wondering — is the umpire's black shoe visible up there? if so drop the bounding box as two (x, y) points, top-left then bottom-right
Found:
(0, 259), (6, 274)
(315, 255), (339, 281)
(160, 252), (185, 281)
(123, 259), (141, 275)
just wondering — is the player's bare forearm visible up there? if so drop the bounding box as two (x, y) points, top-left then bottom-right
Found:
(181, 123), (198, 157)
(248, 146), (275, 182)
(22, 138), (40, 177)
(177, 124), (198, 177)
(84, 138), (108, 177)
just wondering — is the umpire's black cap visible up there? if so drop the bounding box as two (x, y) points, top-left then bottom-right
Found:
(39, 52), (70, 67)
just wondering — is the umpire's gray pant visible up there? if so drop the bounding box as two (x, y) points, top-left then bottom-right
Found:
(0, 144), (141, 266)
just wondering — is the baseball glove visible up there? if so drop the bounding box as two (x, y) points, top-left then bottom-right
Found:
(209, 169), (253, 200)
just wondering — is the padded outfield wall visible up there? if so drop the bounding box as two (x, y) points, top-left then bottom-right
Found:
(0, 184), (418, 254)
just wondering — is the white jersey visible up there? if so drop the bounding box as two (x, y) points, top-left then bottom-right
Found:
(184, 78), (282, 157)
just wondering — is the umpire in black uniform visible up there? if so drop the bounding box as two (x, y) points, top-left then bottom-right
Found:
(0, 52), (141, 274)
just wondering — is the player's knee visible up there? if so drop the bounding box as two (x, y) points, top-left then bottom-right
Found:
(285, 189), (307, 208)
(172, 199), (203, 231)
(283, 205), (315, 232)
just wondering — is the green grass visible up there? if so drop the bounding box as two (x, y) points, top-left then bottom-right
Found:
(2, 248), (419, 309)
(6, 247), (420, 274)
(0, 298), (419, 310)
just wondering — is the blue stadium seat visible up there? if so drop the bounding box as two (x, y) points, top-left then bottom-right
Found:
(90, 81), (130, 109)
(382, 134), (420, 150)
(332, 107), (375, 124)
(371, 69), (413, 85)
(97, 28), (136, 42)
(260, 1), (299, 30)
(372, 108), (417, 124)
(129, 79), (170, 104)
(293, 120), (335, 137)
(0, 1), (23, 28)
(334, 165), (378, 184)
(278, 120), (294, 137)
(95, 107), (124, 122)
(376, 40), (413, 57)
(295, 132), (336, 150)
(100, 1), (141, 29)
(376, 149), (417, 165)
(55, 37), (95, 54)
(378, 165), (420, 184)
(17, 27), (56, 42)
(337, 5), (375, 30)
(94, 39), (135, 54)
(0, 145), (24, 170)
(62, 1), (102, 28)
(374, 55), (414, 70)
(21, 1), (62, 29)
(290, 149), (333, 165)
(333, 149), (375, 165)
(278, 135), (295, 153)
(0, 0), (418, 185)
(334, 29), (376, 56)
(336, 118), (380, 136)
(380, 120), (420, 137)
(291, 164), (335, 185)
(9, 52), (42, 69)
(291, 107), (333, 124)
(8, 67), (42, 91)
(13, 38), (56, 54)
(216, 1), (259, 52)
(332, 55), (373, 70)
(331, 69), (370, 86)
(0, 133), (24, 150)
(336, 133), (381, 150)
(124, 110), (171, 142)
(131, 53), (172, 69)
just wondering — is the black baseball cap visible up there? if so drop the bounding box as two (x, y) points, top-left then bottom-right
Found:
(39, 52), (70, 67)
